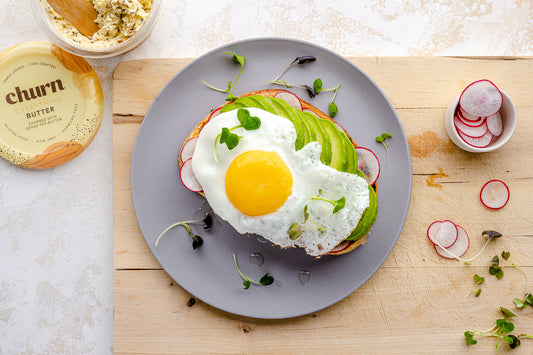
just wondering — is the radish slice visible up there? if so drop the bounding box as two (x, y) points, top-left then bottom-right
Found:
(458, 130), (494, 148)
(179, 158), (203, 192)
(207, 107), (222, 121)
(275, 91), (302, 110)
(355, 147), (380, 185)
(435, 225), (470, 259)
(457, 110), (486, 127)
(480, 179), (509, 210)
(459, 79), (503, 117)
(329, 240), (351, 254)
(427, 220), (458, 248)
(179, 137), (198, 163)
(459, 108), (483, 122)
(332, 120), (347, 133)
(486, 112), (503, 136)
(454, 115), (488, 138)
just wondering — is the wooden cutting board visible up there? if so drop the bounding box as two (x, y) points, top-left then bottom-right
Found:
(113, 57), (533, 354)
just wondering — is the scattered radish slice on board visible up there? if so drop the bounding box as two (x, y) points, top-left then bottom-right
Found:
(355, 147), (380, 185)
(275, 91), (302, 110)
(180, 158), (203, 192)
(480, 179), (509, 210)
(179, 137), (198, 163)
(459, 79), (503, 117)
(427, 220), (458, 248)
(454, 115), (488, 138)
(458, 130), (494, 148)
(434, 225), (470, 259)
(486, 112), (503, 136)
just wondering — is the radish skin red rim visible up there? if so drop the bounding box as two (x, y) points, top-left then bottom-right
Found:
(480, 179), (509, 210)
(456, 110), (486, 127)
(207, 107), (222, 120)
(434, 225), (470, 259)
(329, 240), (351, 254)
(454, 115), (488, 138)
(180, 158), (203, 192)
(275, 91), (302, 110)
(355, 147), (380, 185)
(486, 112), (503, 136)
(458, 107), (483, 122)
(459, 79), (503, 117)
(457, 130), (494, 148)
(427, 220), (458, 248)
(179, 137), (198, 163)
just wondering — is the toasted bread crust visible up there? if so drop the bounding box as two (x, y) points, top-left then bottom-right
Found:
(180, 89), (372, 256)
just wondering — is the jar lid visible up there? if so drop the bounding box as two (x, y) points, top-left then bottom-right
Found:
(0, 41), (103, 168)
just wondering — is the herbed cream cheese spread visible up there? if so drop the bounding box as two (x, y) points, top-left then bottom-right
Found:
(43, 0), (152, 48)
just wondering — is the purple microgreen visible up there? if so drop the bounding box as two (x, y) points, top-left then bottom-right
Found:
(155, 217), (210, 250)
(272, 56), (316, 81)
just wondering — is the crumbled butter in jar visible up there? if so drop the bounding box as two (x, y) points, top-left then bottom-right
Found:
(43, 0), (152, 48)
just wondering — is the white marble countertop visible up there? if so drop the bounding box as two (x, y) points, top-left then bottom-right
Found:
(1, 0), (532, 353)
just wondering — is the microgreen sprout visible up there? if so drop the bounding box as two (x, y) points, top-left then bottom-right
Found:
(311, 189), (345, 215)
(286, 205), (327, 239)
(498, 251), (529, 295)
(213, 109), (261, 162)
(513, 293), (533, 309)
(265, 56), (317, 98)
(375, 133), (392, 166)
(471, 274), (485, 297)
(431, 230), (503, 265)
(202, 52), (246, 101)
(313, 79), (341, 117)
(154, 213), (213, 250)
(232, 253), (274, 289)
(489, 255), (504, 280)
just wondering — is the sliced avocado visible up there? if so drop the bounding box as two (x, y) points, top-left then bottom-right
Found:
(266, 97), (306, 150)
(302, 111), (331, 165)
(318, 118), (348, 172)
(346, 185), (378, 241)
(338, 130), (357, 174)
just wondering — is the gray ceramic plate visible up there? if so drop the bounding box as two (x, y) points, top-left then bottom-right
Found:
(131, 38), (412, 319)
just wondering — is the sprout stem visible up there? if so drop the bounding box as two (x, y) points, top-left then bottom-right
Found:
(155, 220), (202, 246)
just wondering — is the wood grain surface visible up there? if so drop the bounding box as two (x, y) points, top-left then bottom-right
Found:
(113, 57), (533, 354)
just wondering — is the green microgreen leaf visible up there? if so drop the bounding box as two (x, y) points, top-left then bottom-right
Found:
(503, 335), (514, 344)
(313, 78), (323, 93)
(501, 307), (517, 318)
(474, 274), (485, 285)
(202, 52), (246, 99)
(219, 127), (241, 150)
(514, 298), (526, 309)
(303, 205), (310, 222)
(496, 319), (515, 334)
(376, 132), (392, 167)
(259, 273), (274, 286)
(288, 223), (303, 240)
(464, 331), (477, 345)
(525, 293), (533, 305)
(502, 251), (510, 260)
(232, 253), (274, 290)
(329, 102), (338, 118)
(475, 289), (482, 297)
(237, 108), (261, 130)
(311, 190), (346, 215)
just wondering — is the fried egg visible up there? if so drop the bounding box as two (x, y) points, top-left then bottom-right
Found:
(191, 107), (370, 256)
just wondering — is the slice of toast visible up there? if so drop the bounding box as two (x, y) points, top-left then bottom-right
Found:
(179, 89), (371, 256)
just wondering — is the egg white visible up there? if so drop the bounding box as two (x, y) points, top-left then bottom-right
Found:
(191, 107), (370, 256)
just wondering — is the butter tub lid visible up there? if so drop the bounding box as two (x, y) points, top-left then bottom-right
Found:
(0, 41), (103, 169)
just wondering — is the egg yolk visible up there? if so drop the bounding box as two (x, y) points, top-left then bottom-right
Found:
(225, 150), (293, 216)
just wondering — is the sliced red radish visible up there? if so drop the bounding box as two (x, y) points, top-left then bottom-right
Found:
(459, 79), (503, 117)
(454, 115), (488, 138)
(355, 147), (380, 185)
(275, 91), (302, 110)
(486, 112), (503, 136)
(179, 137), (198, 163)
(329, 240), (352, 254)
(208, 107), (222, 120)
(458, 130), (494, 148)
(434, 225), (470, 259)
(427, 220), (458, 248)
(457, 110), (486, 127)
(179, 158), (203, 192)
(480, 179), (509, 210)
(458, 107), (483, 122)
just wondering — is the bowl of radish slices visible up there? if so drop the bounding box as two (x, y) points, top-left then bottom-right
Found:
(445, 79), (517, 153)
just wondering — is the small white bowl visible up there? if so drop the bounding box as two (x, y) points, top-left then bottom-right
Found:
(444, 90), (517, 153)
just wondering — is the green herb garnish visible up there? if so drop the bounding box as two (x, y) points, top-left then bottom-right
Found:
(513, 293), (533, 309)
(313, 78), (341, 117)
(232, 253), (274, 289)
(265, 56), (317, 98)
(375, 132), (392, 166)
(471, 274), (485, 297)
(311, 189), (345, 214)
(213, 108), (261, 162)
(202, 52), (246, 101)
(154, 213), (212, 250)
